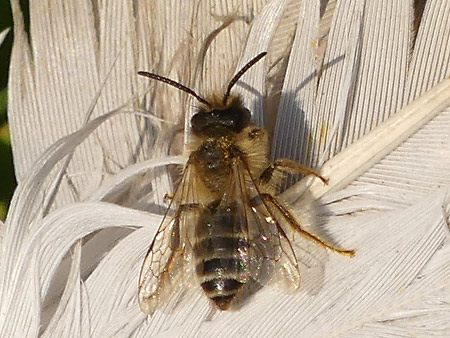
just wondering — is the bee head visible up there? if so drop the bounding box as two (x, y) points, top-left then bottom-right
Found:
(138, 52), (266, 136)
(191, 96), (251, 136)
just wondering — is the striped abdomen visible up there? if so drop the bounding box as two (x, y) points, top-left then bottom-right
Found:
(194, 204), (249, 310)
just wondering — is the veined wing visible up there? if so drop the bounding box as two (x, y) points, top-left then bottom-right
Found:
(219, 158), (302, 294)
(234, 156), (353, 295)
(138, 160), (202, 315)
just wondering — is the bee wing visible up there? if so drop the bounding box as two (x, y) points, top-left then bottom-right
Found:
(227, 159), (302, 291)
(138, 162), (201, 315)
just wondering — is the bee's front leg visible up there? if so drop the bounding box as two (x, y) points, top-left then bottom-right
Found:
(258, 159), (328, 186)
(163, 193), (175, 205)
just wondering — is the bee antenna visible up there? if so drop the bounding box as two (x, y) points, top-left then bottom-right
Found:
(222, 52), (267, 105)
(137, 72), (212, 107)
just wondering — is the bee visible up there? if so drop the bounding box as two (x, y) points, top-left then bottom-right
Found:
(137, 52), (355, 315)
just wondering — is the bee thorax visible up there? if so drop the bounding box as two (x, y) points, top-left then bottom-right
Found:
(191, 138), (240, 192)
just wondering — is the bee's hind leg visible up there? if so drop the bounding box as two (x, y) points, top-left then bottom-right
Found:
(258, 159), (328, 187)
(260, 192), (355, 257)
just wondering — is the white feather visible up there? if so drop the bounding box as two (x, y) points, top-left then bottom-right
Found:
(3, 0), (450, 337)
(0, 28), (10, 46)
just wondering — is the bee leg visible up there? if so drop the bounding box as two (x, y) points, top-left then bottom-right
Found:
(261, 193), (355, 257)
(177, 203), (202, 212)
(259, 159), (328, 185)
(163, 193), (175, 204)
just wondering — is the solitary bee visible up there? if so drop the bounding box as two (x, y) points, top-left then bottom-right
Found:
(137, 52), (354, 315)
